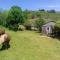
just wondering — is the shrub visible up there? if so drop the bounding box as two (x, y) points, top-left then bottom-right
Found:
(51, 20), (60, 37)
(35, 18), (45, 32)
(18, 25), (25, 31)
(31, 26), (38, 31)
(55, 20), (60, 29)
(52, 24), (60, 37)
(25, 24), (32, 30)
(24, 19), (33, 30)
(8, 24), (18, 31)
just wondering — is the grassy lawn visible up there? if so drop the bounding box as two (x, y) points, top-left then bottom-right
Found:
(0, 28), (60, 60)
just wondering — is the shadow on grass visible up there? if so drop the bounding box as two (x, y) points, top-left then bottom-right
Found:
(0, 44), (10, 51)
(35, 31), (60, 41)
(49, 33), (60, 41)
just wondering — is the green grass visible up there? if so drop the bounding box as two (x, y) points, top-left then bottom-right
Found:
(0, 28), (60, 60)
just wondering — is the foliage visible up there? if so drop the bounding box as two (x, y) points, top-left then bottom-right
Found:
(35, 18), (45, 32)
(23, 9), (29, 19)
(8, 24), (19, 31)
(55, 20), (60, 28)
(0, 11), (8, 26)
(39, 9), (45, 11)
(47, 10), (56, 13)
(18, 25), (25, 31)
(52, 20), (60, 37)
(6, 6), (24, 30)
(0, 7), (60, 32)
(24, 19), (34, 30)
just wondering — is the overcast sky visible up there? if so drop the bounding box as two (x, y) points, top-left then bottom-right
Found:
(0, 0), (60, 11)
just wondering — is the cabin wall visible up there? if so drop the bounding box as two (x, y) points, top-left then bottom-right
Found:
(42, 26), (52, 35)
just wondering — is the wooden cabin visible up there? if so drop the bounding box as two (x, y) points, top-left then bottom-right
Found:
(42, 21), (55, 36)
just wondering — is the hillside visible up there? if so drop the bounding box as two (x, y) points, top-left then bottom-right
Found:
(0, 28), (60, 60)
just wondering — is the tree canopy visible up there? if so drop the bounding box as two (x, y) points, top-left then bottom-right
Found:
(55, 20), (60, 28)
(6, 6), (24, 31)
(35, 18), (45, 32)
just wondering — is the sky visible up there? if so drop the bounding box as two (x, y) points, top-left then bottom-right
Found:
(0, 0), (60, 11)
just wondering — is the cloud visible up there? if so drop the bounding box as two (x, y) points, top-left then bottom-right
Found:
(48, 5), (60, 8)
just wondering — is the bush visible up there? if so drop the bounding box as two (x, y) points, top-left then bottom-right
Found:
(24, 19), (33, 30)
(35, 18), (45, 32)
(52, 25), (60, 37)
(51, 20), (60, 37)
(25, 24), (32, 30)
(31, 27), (38, 31)
(8, 24), (18, 31)
(0, 28), (5, 35)
(18, 25), (25, 31)
(55, 20), (60, 29)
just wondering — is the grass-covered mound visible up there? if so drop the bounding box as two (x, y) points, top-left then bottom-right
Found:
(0, 28), (60, 60)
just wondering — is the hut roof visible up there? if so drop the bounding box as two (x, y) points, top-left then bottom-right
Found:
(42, 21), (55, 27)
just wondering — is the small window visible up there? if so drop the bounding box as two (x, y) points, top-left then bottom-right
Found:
(47, 27), (49, 30)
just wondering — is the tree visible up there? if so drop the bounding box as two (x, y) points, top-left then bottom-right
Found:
(6, 6), (24, 31)
(23, 9), (29, 19)
(0, 10), (8, 26)
(55, 20), (60, 28)
(39, 9), (45, 11)
(35, 18), (45, 32)
(47, 10), (56, 13)
(24, 19), (33, 30)
(53, 20), (60, 37)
